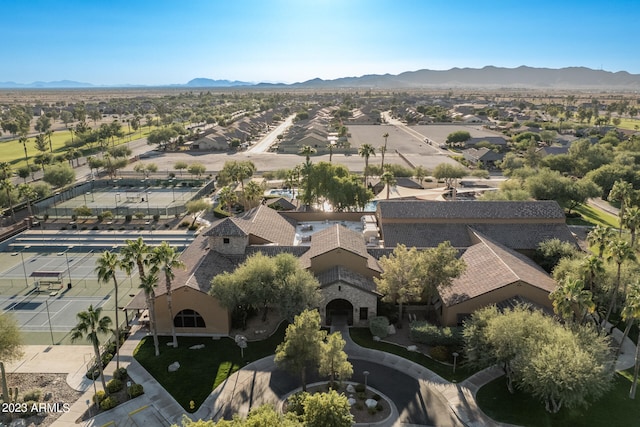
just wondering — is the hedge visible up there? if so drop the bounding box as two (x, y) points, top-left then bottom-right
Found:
(409, 321), (463, 347)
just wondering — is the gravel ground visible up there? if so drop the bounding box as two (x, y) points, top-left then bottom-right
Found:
(1, 373), (82, 426)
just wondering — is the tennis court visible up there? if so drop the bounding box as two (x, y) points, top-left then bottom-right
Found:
(1, 293), (111, 332)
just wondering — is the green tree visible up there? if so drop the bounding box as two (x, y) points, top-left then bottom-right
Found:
(187, 162), (206, 179)
(420, 241), (466, 304)
(218, 186), (238, 215)
(242, 180), (264, 210)
(173, 161), (188, 176)
(95, 250), (123, 370)
(275, 309), (327, 391)
(623, 206), (640, 247)
(174, 404), (302, 426)
(147, 127), (178, 150)
(433, 163), (467, 197)
(0, 313), (23, 363)
(43, 163), (76, 188)
(302, 389), (354, 427)
(70, 305), (112, 393)
(299, 145), (316, 163)
(549, 278), (595, 325)
(18, 183), (38, 217)
(318, 332), (352, 385)
(603, 238), (637, 326)
(445, 130), (471, 147)
(534, 238), (579, 273)
(150, 242), (185, 348)
(616, 280), (640, 361)
(133, 162), (158, 179)
(185, 198), (210, 227)
(380, 171), (396, 200)
(609, 180), (633, 233)
(587, 225), (616, 259)
(375, 244), (424, 322)
(358, 143), (376, 188)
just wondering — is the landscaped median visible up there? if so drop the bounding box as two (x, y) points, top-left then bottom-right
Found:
(132, 323), (287, 412)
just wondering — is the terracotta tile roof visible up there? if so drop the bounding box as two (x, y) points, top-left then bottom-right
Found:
(316, 265), (381, 295)
(439, 231), (556, 307)
(377, 200), (566, 220)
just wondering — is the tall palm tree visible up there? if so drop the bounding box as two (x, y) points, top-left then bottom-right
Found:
(139, 271), (161, 356)
(120, 237), (150, 283)
(95, 250), (123, 370)
(580, 254), (604, 292)
(218, 186), (238, 215)
(603, 238), (637, 327)
(71, 305), (112, 393)
(381, 132), (389, 169)
(150, 242), (185, 348)
(358, 144), (376, 188)
(587, 225), (616, 258)
(18, 184), (37, 217)
(549, 278), (595, 325)
(623, 206), (640, 247)
(327, 141), (335, 163)
(380, 171), (396, 200)
(609, 180), (633, 235)
(299, 145), (316, 163)
(616, 280), (640, 360)
(19, 136), (29, 167)
(242, 180), (263, 209)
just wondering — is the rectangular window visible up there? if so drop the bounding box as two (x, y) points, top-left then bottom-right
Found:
(223, 238), (230, 244)
(359, 307), (368, 320)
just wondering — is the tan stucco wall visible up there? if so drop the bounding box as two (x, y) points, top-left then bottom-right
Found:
(155, 287), (230, 335)
(440, 280), (553, 326)
(309, 249), (375, 278)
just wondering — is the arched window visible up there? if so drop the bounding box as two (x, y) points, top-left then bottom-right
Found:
(174, 309), (206, 328)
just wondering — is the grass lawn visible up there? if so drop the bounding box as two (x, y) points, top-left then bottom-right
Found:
(133, 322), (287, 412)
(615, 117), (640, 131)
(567, 203), (619, 228)
(476, 370), (640, 427)
(349, 328), (475, 382)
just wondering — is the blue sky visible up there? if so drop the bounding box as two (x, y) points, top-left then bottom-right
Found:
(2, 0), (638, 85)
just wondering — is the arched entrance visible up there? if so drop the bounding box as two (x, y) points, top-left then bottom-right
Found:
(326, 299), (353, 326)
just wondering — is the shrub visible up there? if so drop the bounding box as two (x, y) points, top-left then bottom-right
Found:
(369, 316), (389, 338)
(188, 225), (198, 231)
(92, 225), (99, 230)
(179, 221), (190, 228)
(368, 406), (377, 415)
(20, 400), (38, 417)
(354, 383), (366, 393)
(22, 389), (42, 402)
(106, 378), (123, 393)
(376, 403), (384, 412)
(134, 211), (145, 219)
(101, 352), (113, 366)
(113, 367), (127, 380)
(286, 391), (309, 416)
(128, 383), (144, 398)
(372, 393), (381, 401)
(152, 214), (160, 221)
(430, 345), (450, 362)
(409, 321), (463, 347)
(354, 401), (364, 411)
(93, 390), (106, 404)
(124, 214), (132, 222)
(356, 391), (366, 400)
(100, 396), (119, 411)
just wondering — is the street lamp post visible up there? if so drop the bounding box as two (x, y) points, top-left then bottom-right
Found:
(146, 192), (151, 216)
(452, 352), (459, 374)
(363, 370), (370, 391)
(83, 192), (87, 205)
(45, 298), (54, 345)
(63, 246), (74, 288)
(115, 193), (120, 219)
(54, 192), (60, 217)
(19, 245), (31, 288)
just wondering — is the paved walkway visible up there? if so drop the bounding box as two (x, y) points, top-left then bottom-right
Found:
(9, 318), (638, 427)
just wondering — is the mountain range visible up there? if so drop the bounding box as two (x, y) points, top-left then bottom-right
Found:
(2, 66), (640, 89)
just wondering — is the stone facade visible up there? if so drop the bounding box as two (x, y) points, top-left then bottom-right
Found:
(320, 281), (377, 327)
(208, 235), (248, 255)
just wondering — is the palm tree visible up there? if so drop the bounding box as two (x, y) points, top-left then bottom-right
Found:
(218, 186), (238, 215)
(19, 136), (29, 167)
(140, 271), (161, 356)
(120, 238), (150, 282)
(616, 280), (640, 360)
(150, 242), (185, 348)
(299, 145), (316, 165)
(242, 180), (263, 209)
(327, 141), (335, 163)
(70, 305), (112, 392)
(580, 254), (604, 292)
(603, 238), (637, 327)
(609, 180), (633, 234)
(0, 172), (16, 223)
(549, 278), (595, 325)
(358, 144), (376, 188)
(587, 225), (616, 258)
(380, 171), (396, 200)
(623, 206), (640, 247)
(18, 184), (37, 217)
(95, 250), (123, 370)
(381, 132), (389, 168)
